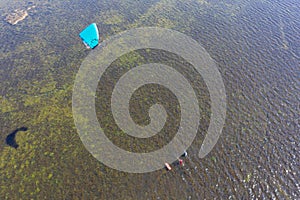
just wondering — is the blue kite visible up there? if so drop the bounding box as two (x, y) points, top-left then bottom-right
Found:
(79, 23), (99, 49)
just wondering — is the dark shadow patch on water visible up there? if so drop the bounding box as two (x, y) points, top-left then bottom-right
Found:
(5, 127), (28, 149)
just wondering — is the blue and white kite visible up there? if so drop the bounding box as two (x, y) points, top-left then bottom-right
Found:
(79, 23), (99, 49)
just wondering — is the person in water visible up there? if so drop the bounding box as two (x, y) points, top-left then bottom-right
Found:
(179, 159), (184, 166)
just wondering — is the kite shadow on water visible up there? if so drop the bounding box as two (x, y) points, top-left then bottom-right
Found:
(5, 127), (28, 149)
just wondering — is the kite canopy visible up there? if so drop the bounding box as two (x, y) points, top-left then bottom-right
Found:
(79, 23), (99, 49)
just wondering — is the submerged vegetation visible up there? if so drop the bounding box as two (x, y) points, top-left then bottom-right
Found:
(0, 0), (298, 199)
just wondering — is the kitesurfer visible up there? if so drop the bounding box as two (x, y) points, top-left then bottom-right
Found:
(79, 23), (99, 49)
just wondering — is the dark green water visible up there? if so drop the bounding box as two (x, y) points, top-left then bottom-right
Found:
(0, 0), (299, 199)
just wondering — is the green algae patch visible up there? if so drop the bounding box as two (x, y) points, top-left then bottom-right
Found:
(48, 173), (53, 179)
(104, 15), (124, 25)
(116, 51), (145, 69)
(245, 173), (252, 183)
(211, 156), (217, 163)
(95, 9), (126, 27)
(40, 81), (57, 93)
(0, 96), (17, 113)
(24, 95), (41, 107)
